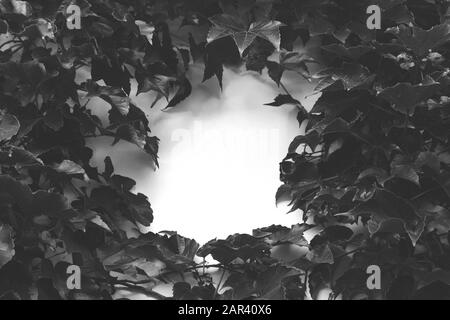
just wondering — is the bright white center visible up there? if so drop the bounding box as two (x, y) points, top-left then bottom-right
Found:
(88, 65), (317, 244)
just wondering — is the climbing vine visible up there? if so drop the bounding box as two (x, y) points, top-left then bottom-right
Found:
(0, 0), (450, 300)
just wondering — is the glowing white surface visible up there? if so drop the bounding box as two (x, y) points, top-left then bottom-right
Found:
(87, 65), (318, 244)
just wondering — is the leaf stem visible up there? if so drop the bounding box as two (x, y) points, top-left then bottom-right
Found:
(0, 39), (22, 50)
(91, 276), (168, 300)
(279, 81), (291, 96)
(213, 268), (227, 300)
(410, 186), (442, 201)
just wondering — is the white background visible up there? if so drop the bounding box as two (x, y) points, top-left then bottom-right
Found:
(85, 63), (319, 245)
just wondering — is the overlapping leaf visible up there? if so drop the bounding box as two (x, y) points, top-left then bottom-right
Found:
(207, 14), (284, 54)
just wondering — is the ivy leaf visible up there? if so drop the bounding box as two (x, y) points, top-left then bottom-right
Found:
(432, 173), (450, 200)
(413, 281), (450, 300)
(43, 108), (63, 131)
(224, 265), (302, 300)
(315, 63), (374, 90)
(279, 51), (313, 75)
(391, 164), (420, 186)
(0, 224), (14, 270)
(0, 19), (8, 33)
(103, 156), (114, 179)
(172, 282), (196, 300)
(222, 272), (254, 299)
(85, 80), (130, 116)
(276, 180), (320, 207)
(172, 282), (215, 300)
(117, 48), (145, 67)
(357, 168), (390, 185)
(207, 14), (284, 54)
(256, 266), (302, 299)
(90, 21), (114, 38)
(135, 73), (174, 100)
(388, 127), (424, 153)
(103, 95), (131, 116)
(0, 147), (43, 167)
(387, 24), (450, 57)
(197, 234), (270, 264)
(301, 14), (335, 37)
(343, 189), (423, 244)
(321, 44), (373, 60)
(164, 77), (192, 110)
(288, 131), (321, 154)
(126, 193), (154, 227)
(267, 51), (312, 85)
(0, 175), (33, 214)
(0, 113), (19, 141)
(91, 57), (130, 95)
(135, 20), (154, 45)
(35, 18), (54, 39)
(53, 160), (87, 179)
(281, 275), (306, 300)
(89, 184), (154, 228)
(1, 0), (32, 16)
(113, 125), (160, 167)
(253, 224), (310, 247)
(333, 265), (374, 300)
(202, 37), (240, 89)
(32, 191), (68, 217)
(157, 232), (200, 264)
(306, 243), (334, 264)
(348, 189), (420, 223)
(321, 226), (353, 242)
(266, 61), (284, 86)
(378, 82), (440, 115)
(313, 77), (344, 93)
(245, 37), (275, 72)
(97, 237), (159, 277)
(265, 94), (300, 107)
(310, 90), (368, 119)
(416, 152), (440, 174)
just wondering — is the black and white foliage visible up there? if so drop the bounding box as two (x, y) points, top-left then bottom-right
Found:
(0, 0), (450, 300)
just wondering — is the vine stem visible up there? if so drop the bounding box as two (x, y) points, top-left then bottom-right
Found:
(92, 263), (231, 300)
(113, 282), (167, 300)
(410, 186), (442, 201)
(5, 44), (23, 55)
(213, 268), (227, 299)
(0, 40), (20, 50)
(368, 103), (399, 117)
(334, 246), (367, 261)
(91, 276), (168, 300)
(279, 81), (291, 96)
(83, 133), (115, 139)
(158, 263), (230, 280)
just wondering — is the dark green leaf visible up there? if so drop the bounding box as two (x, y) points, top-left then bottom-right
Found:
(378, 83), (440, 115)
(0, 224), (14, 269)
(265, 94), (300, 107)
(387, 24), (450, 57)
(207, 15), (284, 54)
(0, 113), (19, 141)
